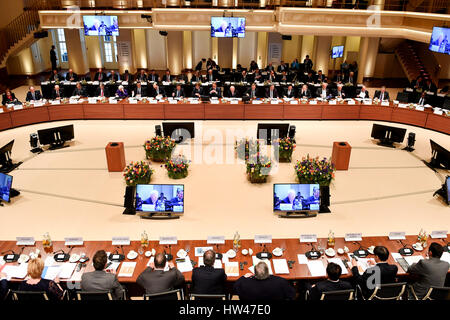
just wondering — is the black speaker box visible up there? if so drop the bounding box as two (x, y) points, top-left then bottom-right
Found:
(288, 125), (296, 140)
(155, 125), (162, 136)
(282, 35), (292, 40)
(34, 31), (49, 39)
(123, 186), (136, 215)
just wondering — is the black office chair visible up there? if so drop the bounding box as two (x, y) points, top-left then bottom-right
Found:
(144, 289), (184, 300)
(11, 290), (49, 301)
(320, 289), (355, 301)
(422, 287), (450, 300)
(76, 291), (113, 301)
(367, 282), (407, 300)
(396, 91), (410, 103)
(189, 293), (227, 300)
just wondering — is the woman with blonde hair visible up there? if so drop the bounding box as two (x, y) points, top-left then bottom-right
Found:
(18, 258), (64, 300)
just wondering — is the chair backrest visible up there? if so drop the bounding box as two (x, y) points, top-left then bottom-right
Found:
(190, 293), (227, 300)
(423, 287), (450, 300)
(368, 282), (407, 300)
(11, 290), (48, 301)
(144, 289), (183, 301)
(76, 291), (113, 301)
(396, 92), (410, 103)
(320, 289), (354, 301)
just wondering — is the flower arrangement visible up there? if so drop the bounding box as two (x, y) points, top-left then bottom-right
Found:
(165, 155), (190, 179)
(273, 137), (296, 162)
(144, 136), (176, 162)
(123, 161), (154, 186)
(294, 155), (335, 186)
(246, 154), (272, 183)
(235, 138), (259, 160)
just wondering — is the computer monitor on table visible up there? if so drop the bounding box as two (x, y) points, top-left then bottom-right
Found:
(37, 124), (74, 150)
(0, 140), (22, 173)
(135, 184), (184, 219)
(370, 124), (407, 148)
(162, 122), (195, 143)
(274, 184), (320, 215)
(257, 123), (290, 144)
(426, 140), (450, 170)
(0, 172), (13, 203)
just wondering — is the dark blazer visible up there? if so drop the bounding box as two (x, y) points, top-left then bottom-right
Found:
(191, 75), (202, 83)
(137, 267), (185, 294)
(265, 88), (279, 99)
(0, 279), (8, 300)
(94, 72), (107, 82)
(52, 88), (64, 99)
(18, 279), (62, 300)
(108, 73), (119, 81)
(304, 75), (315, 83)
(265, 65), (275, 72)
(233, 275), (295, 300)
(191, 266), (227, 294)
(162, 74), (173, 82)
(133, 86), (148, 97)
(283, 88), (296, 98)
(245, 88), (259, 99)
(136, 73), (148, 82)
(373, 90), (390, 101)
(315, 74), (325, 83)
(2, 92), (17, 105)
(26, 90), (42, 101)
(172, 88), (185, 98)
(239, 74), (252, 83)
(351, 262), (398, 298)
(95, 87), (108, 97)
(345, 76), (356, 85)
(65, 72), (78, 81)
(49, 73), (61, 82)
(152, 86), (166, 97)
(204, 73), (217, 82)
(81, 270), (125, 300)
(122, 73), (133, 82)
(225, 89), (241, 98)
(72, 87), (86, 97)
(416, 95), (428, 106)
(50, 49), (57, 63)
(298, 89), (311, 99)
(407, 257), (450, 299)
(316, 88), (332, 99)
(209, 87), (222, 98)
(309, 279), (353, 300)
(356, 90), (369, 99)
(333, 89), (346, 99)
(423, 82), (437, 93)
(191, 87), (203, 98)
(148, 74), (159, 82)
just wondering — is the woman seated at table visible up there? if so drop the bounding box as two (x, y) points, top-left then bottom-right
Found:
(2, 88), (19, 105)
(115, 85), (128, 98)
(18, 258), (64, 300)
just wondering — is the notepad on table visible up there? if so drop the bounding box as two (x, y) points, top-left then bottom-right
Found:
(224, 262), (239, 277)
(297, 254), (308, 264)
(118, 262), (136, 277)
(307, 260), (326, 277)
(273, 259), (289, 274)
(176, 256), (193, 273)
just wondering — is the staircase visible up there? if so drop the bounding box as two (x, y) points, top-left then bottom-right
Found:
(395, 41), (432, 84)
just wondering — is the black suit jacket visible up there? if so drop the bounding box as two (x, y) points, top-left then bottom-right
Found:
(234, 275), (295, 300)
(191, 75), (202, 83)
(333, 89), (346, 99)
(265, 88), (279, 99)
(162, 75), (173, 82)
(191, 87), (203, 97)
(26, 90), (42, 101)
(284, 88), (296, 98)
(72, 87), (86, 97)
(2, 93), (17, 105)
(152, 86), (166, 97)
(133, 87), (147, 97)
(95, 87), (108, 97)
(298, 89), (311, 99)
(52, 88), (64, 99)
(416, 95), (428, 105)
(209, 87), (222, 98)
(49, 73), (61, 82)
(374, 91), (390, 101)
(309, 279), (353, 300)
(137, 267), (185, 295)
(225, 90), (241, 98)
(191, 266), (227, 294)
(172, 88), (185, 98)
(204, 74), (217, 82)
(316, 88), (332, 99)
(356, 90), (369, 99)
(245, 88), (259, 99)
(65, 72), (78, 81)
(122, 73), (133, 82)
(0, 279), (8, 300)
(351, 263), (398, 298)
(345, 76), (356, 85)
(148, 74), (159, 82)
(108, 73), (119, 81)
(136, 74), (148, 82)
(94, 72), (107, 82)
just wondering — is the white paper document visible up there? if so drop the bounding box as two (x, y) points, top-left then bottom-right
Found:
(297, 254), (308, 264)
(224, 262), (239, 277)
(59, 263), (77, 279)
(42, 266), (61, 280)
(118, 262), (136, 277)
(176, 256), (193, 273)
(272, 259), (290, 274)
(307, 260), (326, 277)
(2, 264), (28, 279)
(440, 252), (450, 265)
(404, 256), (424, 266)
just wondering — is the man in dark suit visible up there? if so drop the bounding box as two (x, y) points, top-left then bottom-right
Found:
(152, 83), (166, 97)
(52, 85), (64, 99)
(95, 83), (108, 97)
(122, 70), (133, 82)
(226, 86), (240, 98)
(266, 85), (279, 99)
(26, 87), (42, 101)
(234, 262), (295, 300)
(351, 246), (398, 299)
(245, 83), (259, 99)
(309, 262), (353, 300)
(265, 62), (275, 72)
(49, 69), (61, 82)
(356, 86), (369, 99)
(133, 82), (147, 97)
(191, 71), (202, 84)
(146, 70), (158, 82)
(304, 72), (315, 84)
(345, 71), (356, 86)
(333, 84), (346, 99)
(65, 69), (78, 81)
(137, 253), (185, 295)
(277, 61), (288, 73)
(191, 250), (227, 294)
(136, 70), (148, 82)
(94, 68), (107, 82)
(278, 71), (289, 82)
(195, 58), (207, 71)
(81, 250), (125, 300)
(303, 55), (313, 72)
(298, 84), (311, 99)
(72, 82), (86, 97)
(253, 69), (263, 83)
(316, 83), (332, 100)
(423, 79), (437, 93)
(416, 92), (428, 106)
(408, 243), (450, 299)
(305, 187), (320, 206)
(209, 82), (222, 98)
(162, 70), (172, 82)
(172, 84), (185, 98)
(373, 86), (390, 101)
(0, 272), (9, 300)
(108, 70), (119, 82)
(2, 89), (18, 105)
(191, 83), (203, 98)
(315, 70), (325, 84)
(283, 85), (296, 98)
(239, 70), (250, 83)
(334, 70), (344, 83)
(267, 71), (277, 83)
(50, 45), (57, 71)
(205, 69), (217, 82)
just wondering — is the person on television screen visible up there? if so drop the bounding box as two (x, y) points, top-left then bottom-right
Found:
(281, 190), (301, 210)
(144, 190), (159, 205)
(237, 20), (245, 34)
(135, 193), (143, 211)
(305, 187), (320, 206)
(171, 188), (184, 207)
(216, 20), (228, 33)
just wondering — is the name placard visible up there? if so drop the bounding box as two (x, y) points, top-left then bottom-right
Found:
(290, 100), (298, 105)
(112, 237), (131, 246)
(254, 235), (272, 244)
(207, 236), (225, 245)
(434, 110), (443, 115)
(270, 100), (279, 105)
(300, 234), (317, 243)
(169, 99), (178, 104)
(159, 236), (178, 245)
(149, 99), (158, 104)
(13, 105), (24, 110)
(211, 100), (219, 104)
(388, 232), (406, 240)
(230, 100), (239, 105)
(431, 230), (448, 239)
(64, 237), (84, 246)
(16, 237), (35, 246)
(345, 233), (362, 242)
(381, 101), (390, 106)
(415, 106), (425, 111)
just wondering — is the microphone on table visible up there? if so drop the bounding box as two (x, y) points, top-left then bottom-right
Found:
(1, 249), (20, 262)
(109, 246), (125, 262)
(165, 245), (173, 261)
(305, 243), (321, 260)
(53, 249), (70, 262)
(352, 242), (369, 258)
(397, 240), (413, 256)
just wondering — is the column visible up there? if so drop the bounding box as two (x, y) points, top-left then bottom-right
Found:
(314, 36), (332, 75)
(282, 35), (302, 64)
(359, 37), (380, 81)
(357, 37), (369, 83)
(64, 29), (89, 75)
(116, 29), (135, 74)
(167, 31), (183, 74)
(238, 31), (257, 68)
(192, 31), (211, 65)
(300, 35), (315, 62)
(183, 31), (193, 70)
(257, 32), (268, 69)
(132, 29), (148, 70)
(145, 30), (167, 70)
(211, 37), (218, 64)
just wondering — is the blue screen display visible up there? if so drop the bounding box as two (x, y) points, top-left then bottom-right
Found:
(83, 16), (119, 36)
(429, 27), (450, 55)
(135, 184), (184, 213)
(446, 177), (450, 205)
(332, 45), (344, 59)
(274, 184), (320, 212)
(211, 17), (246, 38)
(0, 173), (13, 202)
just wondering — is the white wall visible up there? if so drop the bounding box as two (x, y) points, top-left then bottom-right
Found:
(192, 31), (211, 66)
(238, 32), (257, 69)
(145, 30), (167, 70)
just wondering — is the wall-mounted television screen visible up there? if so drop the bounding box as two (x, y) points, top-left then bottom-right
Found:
(274, 184), (320, 212)
(429, 27), (450, 55)
(0, 173), (13, 203)
(135, 184), (184, 213)
(211, 17), (245, 38)
(83, 15), (119, 36)
(332, 45), (344, 58)
(446, 176), (450, 205)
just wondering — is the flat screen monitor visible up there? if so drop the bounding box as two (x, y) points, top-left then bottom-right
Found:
(371, 124), (406, 147)
(162, 122), (195, 142)
(429, 139), (450, 169)
(446, 176), (450, 205)
(332, 45), (344, 59)
(428, 27), (450, 55)
(0, 173), (13, 202)
(0, 140), (14, 165)
(257, 123), (290, 144)
(37, 125), (74, 147)
(135, 184), (184, 214)
(274, 184), (320, 212)
(83, 15), (119, 36)
(211, 17), (245, 38)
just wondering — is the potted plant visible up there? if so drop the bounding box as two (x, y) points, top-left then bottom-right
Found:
(123, 161), (154, 186)
(246, 154), (272, 183)
(144, 136), (176, 162)
(294, 155), (335, 186)
(235, 138), (259, 161)
(273, 137), (296, 162)
(165, 155), (190, 179)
